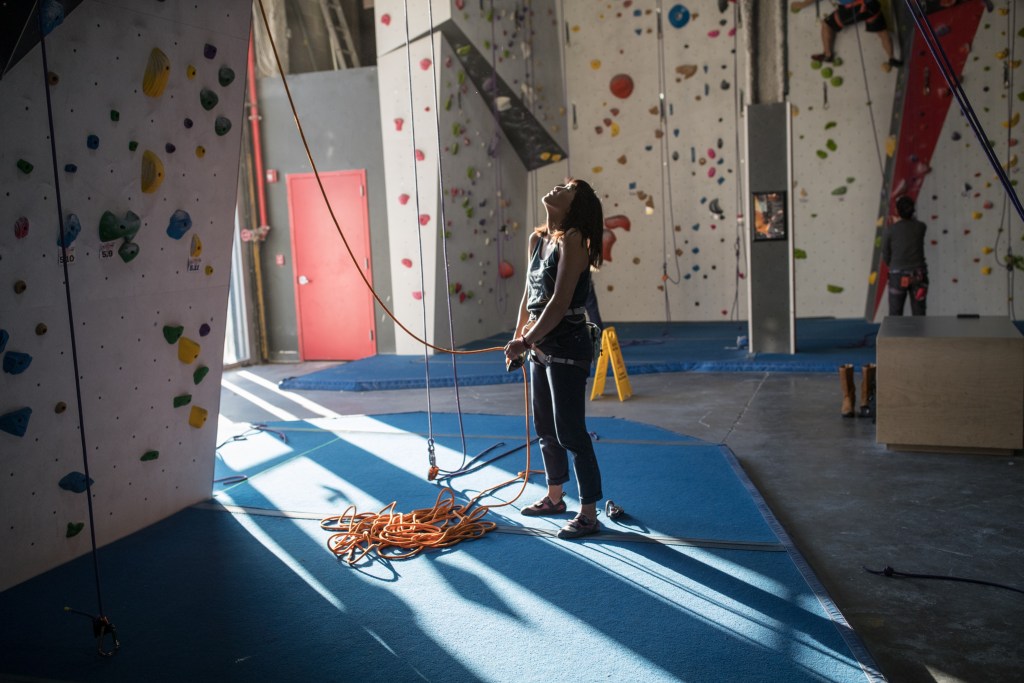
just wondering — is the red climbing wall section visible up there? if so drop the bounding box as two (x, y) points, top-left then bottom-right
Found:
(870, 2), (985, 318)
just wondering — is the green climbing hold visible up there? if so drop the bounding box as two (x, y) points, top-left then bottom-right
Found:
(825, 121), (837, 130)
(444, 95), (453, 111)
(66, 522), (85, 538)
(833, 57), (843, 66)
(827, 284), (844, 293)
(110, 110), (120, 121)
(173, 394), (192, 408)
(141, 450), (159, 461)
(826, 139), (837, 151)
(218, 65), (235, 86)
(214, 116), (232, 136)
(816, 150), (828, 159)
(118, 240), (140, 263)
(129, 140), (139, 151)
(17, 159), (33, 174)
(794, 248), (807, 259)
(200, 88), (219, 111)
(832, 186), (847, 196)
(193, 365), (209, 385)
(821, 67), (833, 79)
(830, 76), (844, 87)
(457, 45), (471, 57)
(163, 325), (184, 344)
(1018, 91), (1024, 101)
(451, 143), (459, 155)
(98, 211), (119, 241)
(846, 176), (855, 183)
(810, 60), (821, 70)
(467, 166), (476, 180)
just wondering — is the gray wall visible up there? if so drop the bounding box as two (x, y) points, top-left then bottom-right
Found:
(257, 67), (394, 359)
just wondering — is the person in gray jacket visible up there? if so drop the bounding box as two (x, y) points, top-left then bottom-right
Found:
(881, 195), (928, 316)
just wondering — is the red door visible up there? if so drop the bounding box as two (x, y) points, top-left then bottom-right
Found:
(287, 170), (376, 361)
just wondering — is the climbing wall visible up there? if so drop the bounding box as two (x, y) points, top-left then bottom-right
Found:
(790, 0), (1024, 320)
(563, 0), (748, 321)
(376, 0), (564, 353)
(908, 2), (1024, 316)
(0, 0), (251, 591)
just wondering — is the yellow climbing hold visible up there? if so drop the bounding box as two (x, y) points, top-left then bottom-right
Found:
(188, 406), (208, 429)
(972, 211), (983, 219)
(590, 59), (601, 70)
(592, 166), (604, 174)
(186, 64), (196, 80)
(178, 337), (200, 364)
(981, 266), (992, 275)
(982, 246), (994, 254)
(190, 234), (203, 259)
(610, 122), (620, 137)
(868, 271), (877, 286)
(205, 265), (214, 275)
(1003, 112), (1020, 128)
(539, 151), (552, 161)
(996, 49), (1009, 60)
(885, 135), (896, 157)
(550, 153), (562, 162)
(195, 146), (206, 158)
(141, 150), (164, 193)
(142, 48), (171, 97)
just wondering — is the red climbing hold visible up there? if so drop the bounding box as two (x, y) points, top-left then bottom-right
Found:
(415, 149), (426, 161)
(398, 193), (410, 205)
(401, 258), (413, 268)
(498, 260), (514, 278)
(602, 230), (617, 262)
(394, 118), (404, 131)
(609, 74), (634, 99)
(420, 58), (432, 70)
(419, 214), (430, 226)
(381, 13), (391, 25)
(604, 214), (631, 231)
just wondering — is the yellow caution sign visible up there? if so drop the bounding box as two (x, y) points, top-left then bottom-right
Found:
(590, 326), (632, 401)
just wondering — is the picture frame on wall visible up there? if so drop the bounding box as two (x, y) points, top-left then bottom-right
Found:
(753, 191), (787, 241)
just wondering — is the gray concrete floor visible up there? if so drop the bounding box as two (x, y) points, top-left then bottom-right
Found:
(220, 364), (1024, 683)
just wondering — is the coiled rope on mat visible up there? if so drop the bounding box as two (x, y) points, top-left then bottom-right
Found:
(254, 0), (538, 564)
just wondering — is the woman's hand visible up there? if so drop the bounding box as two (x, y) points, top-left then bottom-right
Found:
(504, 336), (529, 360)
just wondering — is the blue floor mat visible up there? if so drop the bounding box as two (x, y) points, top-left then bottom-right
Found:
(280, 318), (880, 391)
(0, 413), (882, 683)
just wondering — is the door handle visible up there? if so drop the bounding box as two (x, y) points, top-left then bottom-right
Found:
(298, 275), (311, 285)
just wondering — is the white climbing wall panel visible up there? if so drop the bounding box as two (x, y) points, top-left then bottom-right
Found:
(0, 0), (251, 591)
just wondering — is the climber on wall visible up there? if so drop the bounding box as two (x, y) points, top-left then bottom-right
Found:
(791, 0), (903, 71)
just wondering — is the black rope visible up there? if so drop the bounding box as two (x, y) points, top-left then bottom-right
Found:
(36, 1), (117, 655)
(864, 565), (1024, 595)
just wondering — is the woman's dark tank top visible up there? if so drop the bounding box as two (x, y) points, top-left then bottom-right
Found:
(526, 233), (590, 316)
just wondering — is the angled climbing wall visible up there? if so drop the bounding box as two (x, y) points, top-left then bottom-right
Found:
(0, 0), (251, 591)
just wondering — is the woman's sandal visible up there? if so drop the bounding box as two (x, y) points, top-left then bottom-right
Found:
(520, 495), (567, 517)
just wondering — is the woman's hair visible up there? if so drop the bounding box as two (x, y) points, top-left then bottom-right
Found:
(895, 195), (915, 220)
(535, 177), (604, 268)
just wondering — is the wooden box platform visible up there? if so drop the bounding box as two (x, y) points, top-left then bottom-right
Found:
(876, 316), (1024, 455)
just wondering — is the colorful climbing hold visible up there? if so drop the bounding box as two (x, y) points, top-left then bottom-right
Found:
(200, 88), (219, 111)
(190, 234), (203, 258)
(667, 4), (690, 28)
(193, 366), (209, 384)
(498, 260), (514, 278)
(215, 116), (232, 136)
(117, 240), (140, 263)
(218, 66), (235, 87)
(186, 64), (196, 80)
(58, 471), (92, 493)
(195, 146), (206, 158)
(141, 150), (165, 193)
(66, 522), (84, 538)
(16, 159), (33, 174)
(14, 216), (28, 239)
(203, 43), (217, 59)
(58, 213), (81, 248)
(141, 450), (159, 461)
(189, 406), (208, 429)
(827, 284), (844, 293)
(142, 47), (171, 97)
(163, 325), (184, 344)
(173, 394), (192, 408)
(610, 74), (634, 99)
(3, 352), (33, 375)
(178, 337), (201, 364)
(0, 407), (31, 437)
(199, 323), (211, 337)
(35, 323), (47, 336)
(166, 209), (192, 239)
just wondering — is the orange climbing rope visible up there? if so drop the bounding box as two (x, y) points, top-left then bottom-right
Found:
(253, 0), (537, 563)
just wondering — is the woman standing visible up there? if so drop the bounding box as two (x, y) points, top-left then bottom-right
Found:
(504, 178), (605, 540)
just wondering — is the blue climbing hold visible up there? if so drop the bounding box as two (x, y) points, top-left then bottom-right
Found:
(0, 329), (8, 354)
(166, 209), (193, 239)
(87, 134), (99, 150)
(668, 4), (690, 29)
(59, 471), (94, 493)
(40, 0), (65, 36)
(0, 407), (32, 437)
(58, 213), (81, 248)
(3, 351), (32, 375)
